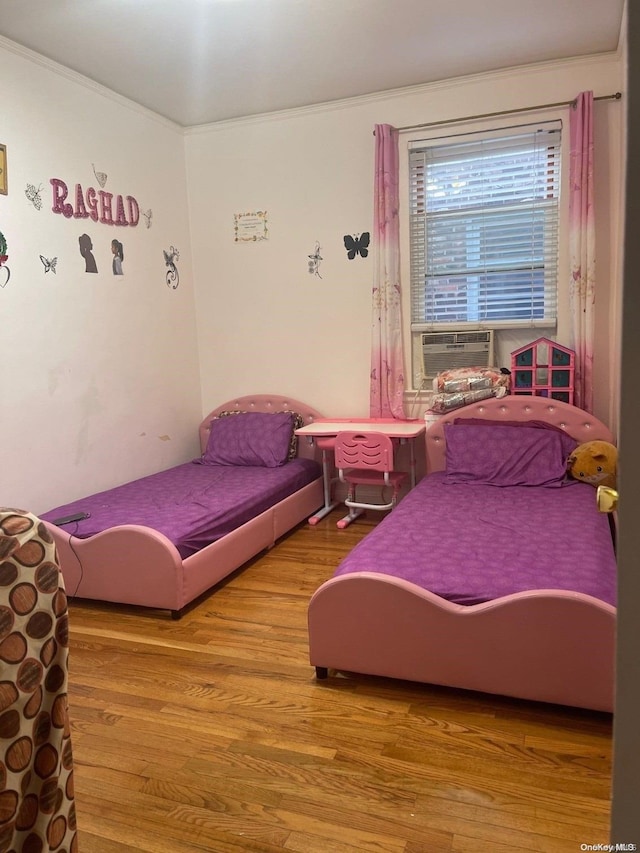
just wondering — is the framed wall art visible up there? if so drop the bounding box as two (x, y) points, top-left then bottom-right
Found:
(234, 210), (268, 242)
(0, 144), (7, 195)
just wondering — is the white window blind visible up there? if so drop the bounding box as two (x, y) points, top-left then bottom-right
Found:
(409, 122), (561, 329)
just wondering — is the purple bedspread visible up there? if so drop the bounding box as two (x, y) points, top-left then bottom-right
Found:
(334, 473), (617, 606)
(41, 458), (321, 558)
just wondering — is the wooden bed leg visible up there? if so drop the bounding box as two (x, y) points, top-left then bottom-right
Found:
(315, 666), (328, 680)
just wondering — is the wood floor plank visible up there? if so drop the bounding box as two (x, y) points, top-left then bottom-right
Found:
(78, 778), (292, 849)
(284, 831), (405, 853)
(78, 796), (287, 852)
(387, 729), (611, 788)
(62, 509), (612, 851)
(332, 743), (610, 833)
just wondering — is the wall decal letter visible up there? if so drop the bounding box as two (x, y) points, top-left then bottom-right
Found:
(126, 196), (139, 227)
(74, 183), (89, 219)
(50, 178), (73, 218)
(114, 195), (128, 226)
(99, 190), (114, 225)
(86, 187), (99, 222)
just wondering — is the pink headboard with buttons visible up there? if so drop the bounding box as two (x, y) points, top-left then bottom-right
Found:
(199, 394), (324, 460)
(425, 396), (615, 473)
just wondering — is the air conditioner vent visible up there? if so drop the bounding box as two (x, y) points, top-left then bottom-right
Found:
(422, 330), (494, 380)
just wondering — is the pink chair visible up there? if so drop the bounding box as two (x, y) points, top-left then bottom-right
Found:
(334, 431), (408, 529)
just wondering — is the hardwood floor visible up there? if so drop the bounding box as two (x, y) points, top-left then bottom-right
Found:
(65, 510), (613, 852)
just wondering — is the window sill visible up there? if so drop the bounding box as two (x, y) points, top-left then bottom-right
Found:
(403, 388), (436, 419)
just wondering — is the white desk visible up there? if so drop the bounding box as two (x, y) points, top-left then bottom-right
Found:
(295, 419), (426, 524)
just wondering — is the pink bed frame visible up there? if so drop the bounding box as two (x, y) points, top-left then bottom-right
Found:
(44, 395), (324, 618)
(308, 396), (617, 712)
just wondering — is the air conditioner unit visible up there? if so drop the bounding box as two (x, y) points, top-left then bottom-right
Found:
(421, 330), (494, 380)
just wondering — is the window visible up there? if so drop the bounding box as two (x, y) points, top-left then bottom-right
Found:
(409, 122), (561, 330)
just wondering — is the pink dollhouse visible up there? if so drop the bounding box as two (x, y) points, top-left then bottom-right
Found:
(510, 337), (575, 405)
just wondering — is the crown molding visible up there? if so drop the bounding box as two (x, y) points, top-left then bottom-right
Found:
(185, 50), (622, 136)
(0, 31), (621, 137)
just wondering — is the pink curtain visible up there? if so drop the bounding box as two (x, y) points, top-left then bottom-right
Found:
(370, 124), (406, 418)
(569, 91), (595, 412)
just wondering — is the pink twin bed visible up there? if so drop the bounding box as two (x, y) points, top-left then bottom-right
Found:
(41, 396), (324, 618)
(308, 396), (617, 712)
(42, 393), (616, 711)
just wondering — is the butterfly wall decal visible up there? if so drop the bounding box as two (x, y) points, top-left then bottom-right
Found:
(40, 255), (57, 274)
(142, 209), (153, 229)
(25, 183), (43, 210)
(308, 241), (322, 278)
(92, 163), (108, 188)
(343, 232), (370, 259)
(164, 246), (180, 290)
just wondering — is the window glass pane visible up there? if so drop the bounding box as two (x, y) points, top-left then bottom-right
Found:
(409, 123), (561, 329)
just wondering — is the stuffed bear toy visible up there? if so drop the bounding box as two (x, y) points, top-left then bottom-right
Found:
(567, 440), (617, 489)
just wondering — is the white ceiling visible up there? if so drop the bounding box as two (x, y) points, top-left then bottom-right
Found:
(0, 0), (625, 128)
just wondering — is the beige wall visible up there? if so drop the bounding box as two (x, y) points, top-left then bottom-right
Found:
(186, 53), (624, 425)
(0, 40), (202, 514)
(0, 37), (624, 515)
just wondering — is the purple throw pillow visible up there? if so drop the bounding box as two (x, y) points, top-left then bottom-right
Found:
(451, 416), (577, 460)
(199, 411), (295, 467)
(444, 424), (576, 487)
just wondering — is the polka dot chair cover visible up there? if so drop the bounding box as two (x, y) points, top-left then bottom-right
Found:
(0, 509), (78, 852)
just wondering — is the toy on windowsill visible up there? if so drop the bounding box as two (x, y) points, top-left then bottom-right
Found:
(511, 337), (575, 404)
(428, 366), (511, 414)
(430, 385), (507, 414)
(567, 441), (617, 490)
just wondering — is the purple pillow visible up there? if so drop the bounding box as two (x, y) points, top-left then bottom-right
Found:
(198, 411), (295, 467)
(444, 424), (577, 487)
(452, 417), (577, 459)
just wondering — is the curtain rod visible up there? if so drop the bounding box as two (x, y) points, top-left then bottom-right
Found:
(375, 92), (622, 134)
